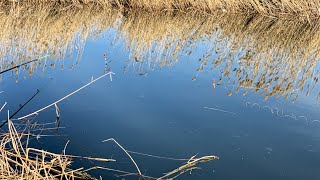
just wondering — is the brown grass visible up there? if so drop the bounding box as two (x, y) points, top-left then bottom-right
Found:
(0, 3), (319, 101)
(2, 0), (320, 19)
(0, 119), (108, 179)
(1, 2), (318, 178)
(0, 118), (218, 179)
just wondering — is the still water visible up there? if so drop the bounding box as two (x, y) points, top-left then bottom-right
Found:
(1, 9), (320, 180)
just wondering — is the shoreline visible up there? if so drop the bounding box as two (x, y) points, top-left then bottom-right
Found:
(1, 0), (320, 20)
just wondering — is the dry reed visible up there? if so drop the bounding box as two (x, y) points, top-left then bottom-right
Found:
(3, 0), (320, 19)
(0, 119), (114, 179)
(0, 3), (120, 79)
(114, 10), (320, 102)
(1, 3), (319, 101)
(0, 118), (218, 179)
(0, 72), (218, 179)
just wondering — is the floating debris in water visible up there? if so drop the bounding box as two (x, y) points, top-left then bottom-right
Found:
(212, 79), (216, 92)
(0, 102), (7, 113)
(245, 101), (320, 125)
(204, 106), (236, 115)
(265, 147), (273, 152)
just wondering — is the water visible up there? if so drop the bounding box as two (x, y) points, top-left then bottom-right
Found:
(1, 9), (320, 180)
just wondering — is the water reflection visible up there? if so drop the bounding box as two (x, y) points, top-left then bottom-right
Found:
(1, 5), (320, 103)
(1, 5), (320, 179)
(116, 11), (320, 103)
(0, 5), (119, 80)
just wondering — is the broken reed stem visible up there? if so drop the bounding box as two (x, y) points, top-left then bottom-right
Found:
(126, 150), (190, 161)
(18, 72), (114, 120)
(203, 107), (236, 115)
(26, 148), (115, 163)
(159, 155), (219, 179)
(1, 119), (218, 179)
(102, 138), (142, 176)
(84, 166), (156, 179)
(0, 102), (7, 113)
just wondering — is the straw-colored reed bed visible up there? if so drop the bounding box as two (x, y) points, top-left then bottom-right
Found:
(0, 118), (218, 179)
(2, 0), (320, 19)
(0, 119), (104, 179)
(0, 3), (319, 102)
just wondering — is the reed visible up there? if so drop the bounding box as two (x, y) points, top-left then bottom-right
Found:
(0, 3), (119, 79)
(115, 10), (320, 102)
(0, 72), (218, 179)
(0, 118), (218, 179)
(0, 119), (110, 179)
(0, 4), (319, 102)
(3, 0), (320, 19)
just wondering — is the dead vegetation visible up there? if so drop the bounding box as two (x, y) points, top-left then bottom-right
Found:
(0, 73), (218, 179)
(0, 119), (112, 179)
(116, 10), (320, 102)
(1, 1), (318, 178)
(0, 2), (121, 80)
(0, 118), (218, 179)
(1, 3), (319, 101)
(2, 0), (320, 19)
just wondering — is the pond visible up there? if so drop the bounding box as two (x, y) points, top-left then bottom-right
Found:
(1, 6), (320, 180)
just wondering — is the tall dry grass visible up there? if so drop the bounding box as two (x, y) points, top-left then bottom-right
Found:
(0, 119), (110, 179)
(0, 3), (319, 101)
(0, 116), (218, 179)
(1, 2), (318, 177)
(2, 0), (320, 18)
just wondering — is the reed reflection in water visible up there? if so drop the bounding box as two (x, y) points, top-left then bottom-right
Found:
(0, 4), (320, 179)
(0, 4), (320, 102)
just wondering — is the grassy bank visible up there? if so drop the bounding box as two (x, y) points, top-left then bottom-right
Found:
(2, 0), (320, 19)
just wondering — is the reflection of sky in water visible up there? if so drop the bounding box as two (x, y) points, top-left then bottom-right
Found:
(0, 29), (320, 180)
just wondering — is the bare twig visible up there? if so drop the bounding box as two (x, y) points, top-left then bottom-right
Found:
(203, 106), (236, 115)
(127, 150), (190, 161)
(102, 138), (142, 176)
(63, 140), (70, 155)
(0, 102), (7, 113)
